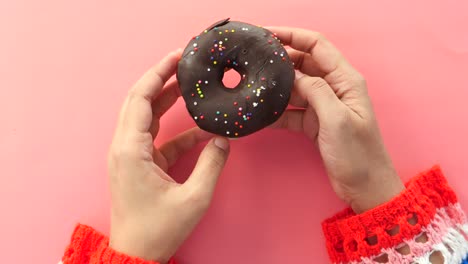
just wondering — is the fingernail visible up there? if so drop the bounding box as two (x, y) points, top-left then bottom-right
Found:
(214, 137), (229, 150)
(295, 70), (305, 80)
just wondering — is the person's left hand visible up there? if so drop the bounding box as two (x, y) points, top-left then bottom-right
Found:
(108, 50), (230, 263)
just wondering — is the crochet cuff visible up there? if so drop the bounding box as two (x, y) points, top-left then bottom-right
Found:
(322, 166), (467, 263)
(62, 224), (176, 264)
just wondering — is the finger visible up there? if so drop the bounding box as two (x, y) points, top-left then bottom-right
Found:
(149, 80), (181, 137)
(268, 27), (347, 74)
(295, 76), (343, 118)
(131, 49), (182, 101)
(286, 48), (326, 77)
(288, 73), (308, 108)
(123, 50), (182, 134)
(158, 127), (214, 168)
(269, 109), (305, 132)
(268, 27), (366, 95)
(269, 108), (319, 141)
(184, 137), (230, 195)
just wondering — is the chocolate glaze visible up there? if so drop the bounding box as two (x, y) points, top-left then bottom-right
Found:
(177, 19), (295, 137)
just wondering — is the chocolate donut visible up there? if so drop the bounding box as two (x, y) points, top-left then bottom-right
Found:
(177, 18), (295, 137)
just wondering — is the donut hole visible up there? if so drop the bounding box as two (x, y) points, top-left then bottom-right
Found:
(222, 68), (242, 89)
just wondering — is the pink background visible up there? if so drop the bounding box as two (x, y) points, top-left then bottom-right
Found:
(1, 0), (468, 263)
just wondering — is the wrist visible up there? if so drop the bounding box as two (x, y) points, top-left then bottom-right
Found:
(349, 168), (405, 214)
(109, 226), (171, 264)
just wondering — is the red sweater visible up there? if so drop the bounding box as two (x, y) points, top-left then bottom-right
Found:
(61, 166), (468, 264)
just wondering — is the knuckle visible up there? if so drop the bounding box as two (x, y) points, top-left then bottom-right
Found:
(205, 146), (227, 170)
(301, 76), (328, 90)
(314, 32), (326, 41)
(185, 189), (211, 211)
(354, 72), (367, 88)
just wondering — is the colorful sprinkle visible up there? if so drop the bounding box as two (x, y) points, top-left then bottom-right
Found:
(233, 102), (238, 106)
(235, 132), (239, 136)
(246, 96), (250, 100)
(261, 77), (266, 81)
(274, 112), (278, 115)
(239, 125), (243, 129)
(200, 115), (204, 119)
(238, 107), (243, 111)
(235, 121), (239, 126)
(216, 111), (220, 115)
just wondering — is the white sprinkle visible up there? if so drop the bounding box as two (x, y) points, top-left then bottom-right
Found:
(280, 94), (283, 97)
(194, 116), (198, 120)
(238, 107), (242, 111)
(253, 102), (258, 107)
(224, 120), (228, 124)
(274, 51), (278, 55)
(219, 41), (223, 44)
(280, 52), (284, 57)
(190, 51), (195, 55)
(194, 101), (198, 105)
(270, 60), (274, 63)
(251, 81), (254, 84)
(272, 81), (277, 86)
(242, 74), (246, 78)
(205, 80), (208, 84)
(215, 118), (218, 121)
(245, 61), (249, 65)
(207, 68), (211, 71)
(226, 131), (230, 135)
(193, 43), (198, 47)
(260, 86), (266, 90)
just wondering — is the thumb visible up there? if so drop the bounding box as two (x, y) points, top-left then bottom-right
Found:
(184, 137), (230, 195)
(295, 75), (343, 118)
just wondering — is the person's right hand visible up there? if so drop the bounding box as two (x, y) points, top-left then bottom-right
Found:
(269, 27), (405, 213)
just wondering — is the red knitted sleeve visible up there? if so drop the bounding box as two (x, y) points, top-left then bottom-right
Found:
(322, 166), (468, 263)
(62, 224), (177, 264)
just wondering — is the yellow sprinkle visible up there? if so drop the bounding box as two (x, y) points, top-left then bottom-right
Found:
(196, 84), (199, 87)
(204, 30), (208, 33)
(213, 61), (217, 65)
(219, 32), (222, 35)
(200, 94), (204, 98)
(198, 91), (202, 94)
(247, 84), (251, 88)
(225, 29), (228, 32)
(231, 29), (235, 32)
(224, 114), (228, 117)
(260, 99), (264, 102)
